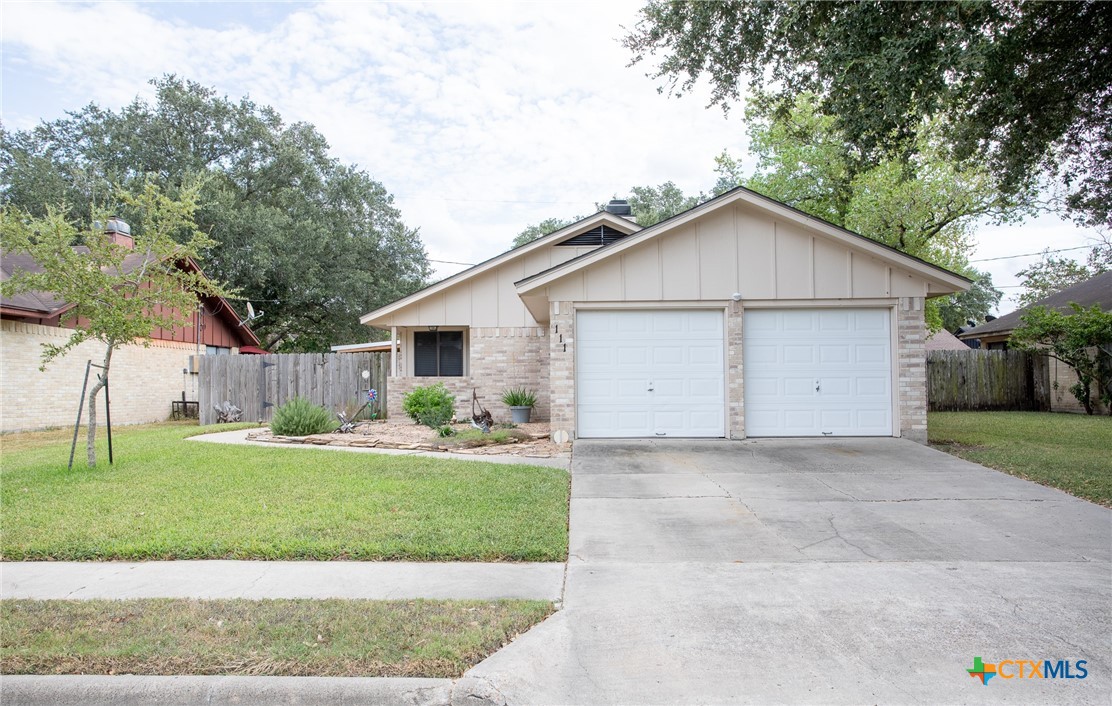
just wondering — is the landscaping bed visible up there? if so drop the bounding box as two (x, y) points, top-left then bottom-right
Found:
(1, 598), (553, 677)
(248, 420), (568, 458)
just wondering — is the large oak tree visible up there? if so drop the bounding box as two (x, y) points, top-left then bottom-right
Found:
(1, 76), (430, 351)
(625, 1), (1112, 228)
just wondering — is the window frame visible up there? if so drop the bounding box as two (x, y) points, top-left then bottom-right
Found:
(413, 329), (465, 377)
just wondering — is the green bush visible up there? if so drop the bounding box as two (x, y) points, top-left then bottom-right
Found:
(270, 397), (336, 436)
(501, 387), (537, 408)
(403, 383), (456, 428)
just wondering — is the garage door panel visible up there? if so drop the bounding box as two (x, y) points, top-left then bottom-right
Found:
(744, 308), (892, 437)
(577, 310), (725, 438)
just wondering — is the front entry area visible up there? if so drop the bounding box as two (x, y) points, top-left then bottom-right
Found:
(576, 309), (725, 438)
(743, 308), (893, 436)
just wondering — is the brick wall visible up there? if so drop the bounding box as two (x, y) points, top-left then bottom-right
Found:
(1, 320), (195, 432)
(727, 301), (745, 439)
(1049, 352), (1109, 414)
(549, 302), (575, 440)
(897, 297), (928, 443)
(386, 326), (549, 424)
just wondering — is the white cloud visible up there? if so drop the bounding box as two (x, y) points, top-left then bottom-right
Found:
(1, 0), (1102, 303)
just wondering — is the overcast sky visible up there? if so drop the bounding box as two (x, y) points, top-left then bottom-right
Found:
(2, 1), (1104, 312)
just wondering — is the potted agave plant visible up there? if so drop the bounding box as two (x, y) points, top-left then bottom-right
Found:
(501, 387), (537, 424)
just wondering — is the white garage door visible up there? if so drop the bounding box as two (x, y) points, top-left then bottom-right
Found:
(577, 310), (725, 438)
(743, 309), (893, 437)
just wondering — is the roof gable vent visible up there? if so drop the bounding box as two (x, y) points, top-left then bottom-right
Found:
(556, 224), (630, 247)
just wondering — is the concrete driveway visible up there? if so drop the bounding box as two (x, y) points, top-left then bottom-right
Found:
(470, 438), (1111, 705)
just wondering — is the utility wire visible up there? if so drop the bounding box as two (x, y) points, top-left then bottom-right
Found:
(429, 259), (476, 266)
(971, 244), (1092, 263)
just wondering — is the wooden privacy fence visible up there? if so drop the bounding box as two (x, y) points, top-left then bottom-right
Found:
(199, 352), (389, 425)
(927, 349), (1050, 412)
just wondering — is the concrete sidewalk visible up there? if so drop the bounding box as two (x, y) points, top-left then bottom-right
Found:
(189, 428), (571, 469)
(2, 560), (564, 601)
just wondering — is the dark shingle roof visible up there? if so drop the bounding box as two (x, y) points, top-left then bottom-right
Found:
(959, 270), (1112, 339)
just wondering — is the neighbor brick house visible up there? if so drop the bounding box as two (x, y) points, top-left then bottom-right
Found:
(361, 187), (970, 443)
(1, 220), (263, 432)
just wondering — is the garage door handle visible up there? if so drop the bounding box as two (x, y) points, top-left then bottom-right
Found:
(815, 380), (821, 392)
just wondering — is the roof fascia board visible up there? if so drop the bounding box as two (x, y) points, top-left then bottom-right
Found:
(517, 188), (971, 295)
(360, 211), (641, 324)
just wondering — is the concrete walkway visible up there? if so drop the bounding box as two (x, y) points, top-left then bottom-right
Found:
(2, 560), (564, 601)
(188, 428), (571, 469)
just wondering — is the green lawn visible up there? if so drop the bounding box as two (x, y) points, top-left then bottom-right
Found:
(929, 411), (1112, 506)
(1, 598), (553, 677)
(0, 422), (569, 561)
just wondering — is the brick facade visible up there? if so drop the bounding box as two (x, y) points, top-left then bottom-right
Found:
(727, 301), (745, 439)
(387, 326), (549, 424)
(897, 297), (928, 443)
(1, 320), (196, 432)
(549, 302), (576, 440)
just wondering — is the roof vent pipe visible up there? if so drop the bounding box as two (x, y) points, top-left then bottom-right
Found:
(604, 199), (632, 217)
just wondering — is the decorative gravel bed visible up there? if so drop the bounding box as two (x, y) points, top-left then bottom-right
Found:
(248, 420), (568, 458)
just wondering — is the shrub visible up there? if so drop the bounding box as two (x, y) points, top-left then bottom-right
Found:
(270, 397), (336, 436)
(501, 387), (537, 408)
(403, 383), (456, 427)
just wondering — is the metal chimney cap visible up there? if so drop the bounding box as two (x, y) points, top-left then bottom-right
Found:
(604, 199), (632, 216)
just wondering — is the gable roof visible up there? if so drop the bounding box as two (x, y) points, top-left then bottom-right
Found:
(359, 211), (640, 325)
(1, 247), (262, 347)
(516, 185), (971, 296)
(959, 270), (1112, 339)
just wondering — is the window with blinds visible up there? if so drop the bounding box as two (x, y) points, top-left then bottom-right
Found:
(414, 331), (464, 376)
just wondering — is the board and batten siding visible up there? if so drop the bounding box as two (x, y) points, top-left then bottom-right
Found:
(381, 244), (597, 329)
(543, 204), (929, 303)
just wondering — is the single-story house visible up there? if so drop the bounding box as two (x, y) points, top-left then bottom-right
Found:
(958, 270), (1111, 413)
(1, 219), (262, 432)
(360, 187), (970, 443)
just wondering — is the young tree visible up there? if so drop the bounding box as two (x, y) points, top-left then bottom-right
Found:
(1, 76), (430, 351)
(1011, 304), (1112, 415)
(0, 180), (223, 465)
(625, 1), (1111, 227)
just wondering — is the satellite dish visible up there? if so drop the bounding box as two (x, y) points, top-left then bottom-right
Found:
(238, 302), (264, 328)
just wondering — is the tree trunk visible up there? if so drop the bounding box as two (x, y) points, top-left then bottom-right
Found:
(85, 344), (115, 467)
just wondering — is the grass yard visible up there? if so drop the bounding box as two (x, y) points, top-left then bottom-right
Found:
(929, 411), (1112, 506)
(0, 422), (569, 561)
(1, 598), (553, 677)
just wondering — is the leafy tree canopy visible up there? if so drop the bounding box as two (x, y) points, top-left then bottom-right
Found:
(512, 217), (577, 248)
(1, 76), (431, 351)
(625, 1), (1112, 228)
(1016, 242), (1112, 306)
(0, 179), (223, 464)
(625, 181), (704, 226)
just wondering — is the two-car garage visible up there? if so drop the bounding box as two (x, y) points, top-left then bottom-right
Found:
(575, 308), (894, 439)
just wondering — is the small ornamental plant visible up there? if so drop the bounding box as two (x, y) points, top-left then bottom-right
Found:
(403, 383), (456, 429)
(270, 397), (336, 436)
(501, 387), (537, 408)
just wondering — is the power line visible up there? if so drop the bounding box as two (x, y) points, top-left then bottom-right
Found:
(971, 244), (1092, 263)
(396, 195), (597, 205)
(428, 259), (476, 266)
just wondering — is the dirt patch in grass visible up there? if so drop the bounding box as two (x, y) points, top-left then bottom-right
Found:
(1, 598), (554, 678)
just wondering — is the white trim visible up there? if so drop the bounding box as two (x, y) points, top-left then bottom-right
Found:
(516, 189), (970, 296)
(360, 212), (640, 325)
